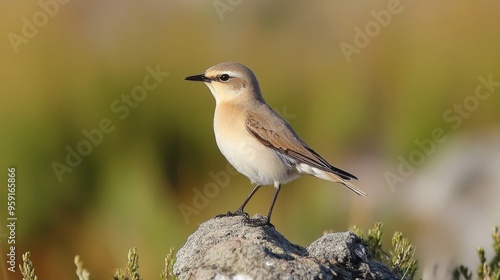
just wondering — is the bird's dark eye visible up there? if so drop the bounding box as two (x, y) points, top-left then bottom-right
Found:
(219, 74), (230, 81)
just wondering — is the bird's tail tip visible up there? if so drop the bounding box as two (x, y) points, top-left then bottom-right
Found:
(330, 173), (367, 196)
(308, 168), (367, 196)
(344, 181), (367, 197)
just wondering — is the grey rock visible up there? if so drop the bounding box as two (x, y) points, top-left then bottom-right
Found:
(174, 215), (400, 280)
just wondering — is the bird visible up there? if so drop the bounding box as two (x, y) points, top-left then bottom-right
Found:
(185, 62), (365, 226)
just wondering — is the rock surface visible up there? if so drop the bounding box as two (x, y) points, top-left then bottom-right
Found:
(174, 215), (400, 280)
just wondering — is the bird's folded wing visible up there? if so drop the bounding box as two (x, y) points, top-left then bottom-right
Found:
(245, 111), (357, 180)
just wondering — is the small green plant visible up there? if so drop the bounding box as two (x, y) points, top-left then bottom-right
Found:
(114, 247), (142, 280)
(353, 222), (387, 262)
(454, 265), (473, 280)
(19, 252), (38, 280)
(391, 231), (418, 279)
(74, 255), (91, 280)
(453, 226), (500, 280)
(353, 222), (418, 280)
(20, 247), (177, 279)
(161, 248), (176, 280)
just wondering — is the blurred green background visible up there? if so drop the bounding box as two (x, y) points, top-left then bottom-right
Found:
(1, 1), (500, 279)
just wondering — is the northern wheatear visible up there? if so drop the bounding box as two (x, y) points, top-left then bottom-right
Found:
(185, 62), (365, 226)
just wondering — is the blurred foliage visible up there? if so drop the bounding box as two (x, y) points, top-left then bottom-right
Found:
(20, 248), (177, 280)
(114, 248), (142, 280)
(75, 255), (91, 280)
(453, 226), (500, 280)
(19, 252), (38, 280)
(161, 248), (177, 280)
(353, 222), (418, 279)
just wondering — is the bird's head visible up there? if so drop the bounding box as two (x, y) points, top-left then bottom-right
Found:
(185, 62), (263, 104)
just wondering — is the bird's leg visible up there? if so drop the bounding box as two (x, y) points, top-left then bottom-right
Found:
(216, 184), (263, 219)
(233, 184), (263, 215)
(247, 183), (281, 227)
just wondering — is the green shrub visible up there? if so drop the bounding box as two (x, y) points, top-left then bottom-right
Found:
(453, 226), (500, 280)
(353, 222), (418, 279)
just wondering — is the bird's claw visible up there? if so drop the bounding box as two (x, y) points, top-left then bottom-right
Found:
(245, 216), (274, 228)
(215, 210), (273, 227)
(215, 209), (249, 219)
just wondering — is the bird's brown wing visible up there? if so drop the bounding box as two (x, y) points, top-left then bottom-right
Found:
(245, 109), (357, 181)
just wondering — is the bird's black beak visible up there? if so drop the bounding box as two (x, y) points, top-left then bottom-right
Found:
(184, 74), (211, 82)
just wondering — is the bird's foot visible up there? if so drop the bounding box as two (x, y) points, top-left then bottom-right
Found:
(245, 215), (274, 228)
(215, 208), (249, 219)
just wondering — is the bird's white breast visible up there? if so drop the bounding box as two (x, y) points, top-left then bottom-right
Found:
(213, 102), (298, 185)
